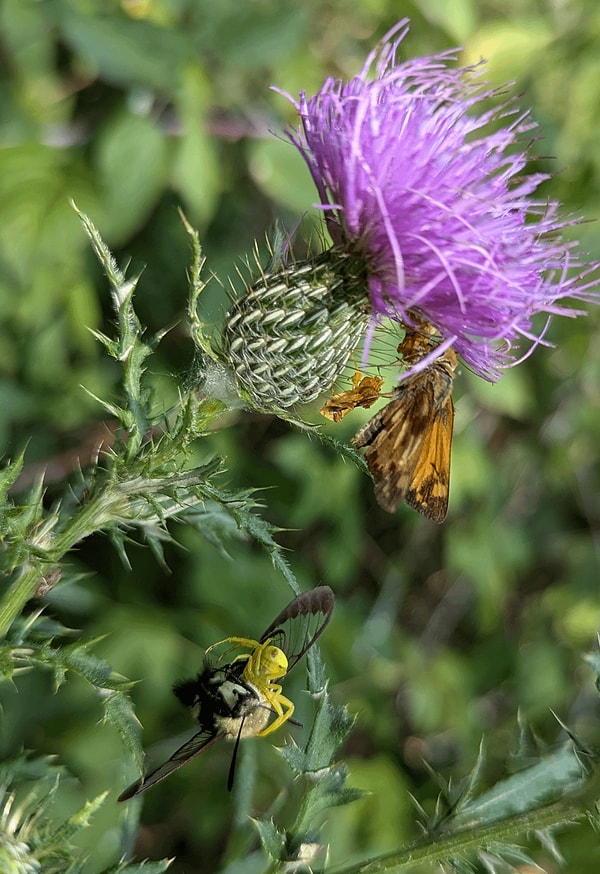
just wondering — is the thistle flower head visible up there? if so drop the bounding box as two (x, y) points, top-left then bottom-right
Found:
(220, 250), (370, 410)
(279, 19), (599, 380)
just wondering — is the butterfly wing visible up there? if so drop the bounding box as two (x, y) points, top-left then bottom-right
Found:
(118, 729), (224, 801)
(259, 586), (334, 674)
(353, 354), (456, 519)
(353, 372), (439, 513)
(404, 394), (454, 522)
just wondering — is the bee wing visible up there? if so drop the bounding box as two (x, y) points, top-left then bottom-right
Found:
(118, 729), (224, 801)
(353, 374), (438, 513)
(405, 395), (454, 523)
(259, 586), (334, 674)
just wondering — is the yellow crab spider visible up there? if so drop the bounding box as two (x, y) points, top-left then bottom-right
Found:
(118, 586), (334, 800)
(206, 636), (295, 736)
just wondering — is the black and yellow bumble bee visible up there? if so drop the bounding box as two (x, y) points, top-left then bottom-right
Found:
(118, 586), (334, 800)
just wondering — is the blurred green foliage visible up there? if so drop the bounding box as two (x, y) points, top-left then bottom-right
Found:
(1, 0), (600, 872)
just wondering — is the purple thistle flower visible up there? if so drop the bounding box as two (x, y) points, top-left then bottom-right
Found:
(278, 20), (599, 381)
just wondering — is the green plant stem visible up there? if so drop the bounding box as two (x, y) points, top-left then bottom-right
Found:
(0, 490), (123, 638)
(0, 563), (46, 639)
(330, 785), (600, 874)
(0, 389), (232, 640)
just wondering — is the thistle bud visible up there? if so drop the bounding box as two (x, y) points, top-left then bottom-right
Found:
(220, 251), (370, 410)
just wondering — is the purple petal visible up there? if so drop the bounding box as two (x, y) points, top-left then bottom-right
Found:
(277, 20), (599, 380)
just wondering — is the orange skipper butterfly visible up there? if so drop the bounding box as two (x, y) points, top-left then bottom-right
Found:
(352, 325), (457, 522)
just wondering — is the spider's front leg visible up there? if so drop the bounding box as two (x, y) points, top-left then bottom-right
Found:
(205, 636), (259, 665)
(257, 688), (295, 737)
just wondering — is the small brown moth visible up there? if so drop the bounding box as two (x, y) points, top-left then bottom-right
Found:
(352, 326), (457, 522)
(320, 372), (385, 422)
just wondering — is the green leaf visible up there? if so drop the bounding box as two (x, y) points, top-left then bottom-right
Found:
(22, 636), (132, 696)
(282, 692), (354, 775)
(102, 690), (144, 776)
(227, 496), (301, 597)
(251, 817), (286, 861)
(171, 68), (221, 227)
(94, 109), (169, 243)
(293, 764), (363, 835)
(0, 646), (14, 681)
(451, 743), (596, 830)
(583, 649), (600, 687)
(58, 10), (187, 91)
(52, 638), (114, 688)
(413, 0), (478, 42)
(46, 791), (108, 846)
(463, 18), (553, 83)
(206, 3), (307, 68)
(248, 136), (321, 216)
(108, 863), (172, 874)
(0, 450), (25, 501)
